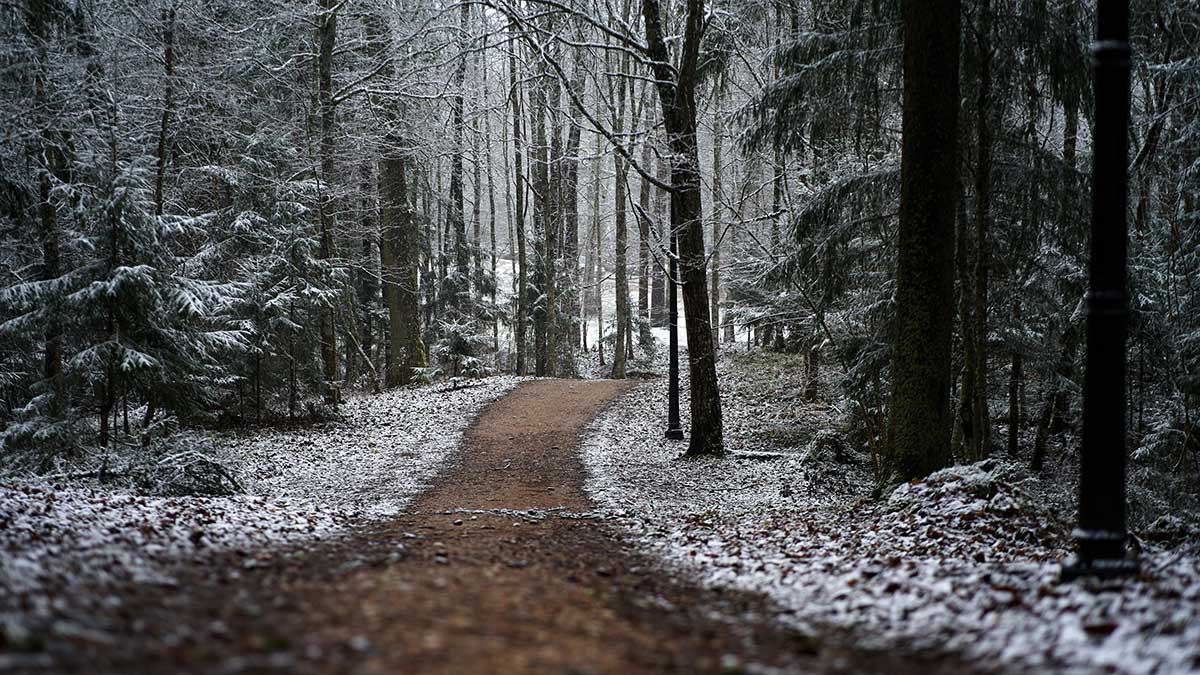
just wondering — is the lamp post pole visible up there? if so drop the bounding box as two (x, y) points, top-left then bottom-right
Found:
(1064, 0), (1137, 580)
(666, 199), (684, 441)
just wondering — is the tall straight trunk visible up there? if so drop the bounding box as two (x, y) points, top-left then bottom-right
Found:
(153, 7), (175, 217)
(612, 143), (628, 378)
(472, 114), (484, 299)
(887, 0), (960, 481)
(357, 162), (377, 382)
(762, 8), (785, 350)
(435, 163), (446, 288)
(710, 75), (724, 347)
(611, 50), (631, 379)
(1008, 298), (1023, 456)
(316, 0), (340, 404)
(971, 0), (993, 459)
(581, 142), (596, 352)
(595, 147), (606, 367)
(30, 0), (63, 414)
(764, 145), (784, 350)
(544, 47), (563, 376)
(421, 169), (437, 344)
(650, 151), (668, 325)
(643, 0), (723, 455)
(637, 125), (653, 346)
(956, 177), (976, 456)
(482, 26), (499, 352)
(381, 148), (420, 387)
(531, 73), (550, 375)
(723, 146), (737, 344)
(507, 30), (529, 375)
(448, 2), (470, 311)
(592, 131), (605, 362)
(561, 52), (585, 364)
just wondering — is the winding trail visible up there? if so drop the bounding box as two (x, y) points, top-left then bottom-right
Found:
(37, 380), (973, 674)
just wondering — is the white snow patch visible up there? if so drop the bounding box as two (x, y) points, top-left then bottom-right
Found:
(0, 376), (522, 632)
(582, 373), (1200, 675)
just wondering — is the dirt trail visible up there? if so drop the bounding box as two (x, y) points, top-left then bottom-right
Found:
(31, 379), (975, 674)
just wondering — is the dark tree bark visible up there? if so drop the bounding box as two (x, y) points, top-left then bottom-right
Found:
(544, 37), (562, 376)
(592, 131), (605, 366)
(316, 0), (340, 404)
(508, 22), (528, 375)
(530, 47), (551, 376)
(356, 162), (378, 384)
(650, 152), (667, 326)
(448, 2), (470, 311)
(152, 7), (175, 217)
(381, 147), (421, 387)
(482, 26), (500, 352)
(1008, 299), (1023, 456)
(561, 53), (585, 367)
(886, 0), (961, 481)
(971, 0), (994, 459)
(610, 48), (631, 379)
(29, 0), (64, 415)
(956, 176), (976, 456)
(710, 74), (724, 347)
(642, 0), (723, 455)
(637, 124), (653, 347)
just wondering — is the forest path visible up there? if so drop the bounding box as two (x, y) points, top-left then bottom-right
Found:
(39, 380), (975, 675)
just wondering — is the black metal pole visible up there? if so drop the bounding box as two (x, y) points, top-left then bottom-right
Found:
(666, 197), (683, 440)
(1064, 0), (1136, 580)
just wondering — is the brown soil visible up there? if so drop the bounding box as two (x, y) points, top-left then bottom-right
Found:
(20, 379), (980, 674)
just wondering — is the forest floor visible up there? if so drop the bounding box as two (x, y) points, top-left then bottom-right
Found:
(1, 379), (986, 675)
(584, 350), (1200, 675)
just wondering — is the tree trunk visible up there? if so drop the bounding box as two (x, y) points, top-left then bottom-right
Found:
(508, 23), (528, 375)
(31, 0), (63, 415)
(710, 75), (724, 347)
(637, 125), (653, 346)
(643, 0), (723, 455)
(593, 131), (605, 365)
(971, 0), (993, 459)
(483, 26), (499, 353)
(562, 56), (584, 369)
(357, 163), (377, 384)
(956, 177), (976, 458)
(153, 7), (175, 217)
(886, 0), (960, 481)
(1008, 298), (1024, 457)
(381, 147), (421, 387)
(531, 59), (550, 376)
(611, 50), (631, 379)
(316, 0), (340, 404)
(472, 111), (484, 300)
(448, 2), (470, 313)
(544, 44), (565, 376)
(650, 151), (668, 326)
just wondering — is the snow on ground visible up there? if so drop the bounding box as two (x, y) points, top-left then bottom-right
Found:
(211, 376), (523, 517)
(0, 376), (522, 640)
(582, 359), (1200, 675)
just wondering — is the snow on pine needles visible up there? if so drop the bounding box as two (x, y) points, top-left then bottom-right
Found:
(581, 358), (1200, 675)
(0, 377), (521, 642)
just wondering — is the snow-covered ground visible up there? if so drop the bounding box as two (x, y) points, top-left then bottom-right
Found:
(582, 362), (1200, 675)
(211, 377), (523, 517)
(0, 377), (521, 640)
